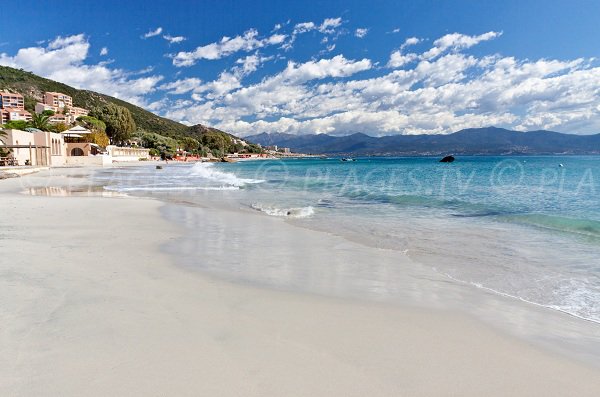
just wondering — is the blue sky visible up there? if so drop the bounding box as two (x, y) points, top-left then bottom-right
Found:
(1, 0), (599, 135)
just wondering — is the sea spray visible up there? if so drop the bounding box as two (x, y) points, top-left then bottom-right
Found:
(251, 203), (315, 218)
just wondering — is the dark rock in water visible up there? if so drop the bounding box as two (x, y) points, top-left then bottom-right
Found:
(156, 165), (163, 170)
(439, 155), (455, 163)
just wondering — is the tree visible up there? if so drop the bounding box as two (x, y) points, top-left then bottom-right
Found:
(77, 115), (109, 148)
(180, 136), (200, 152)
(90, 104), (136, 144)
(3, 120), (28, 130)
(89, 130), (110, 147)
(48, 122), (69, 133)
(199, 131), (233, 153)
(28, 113), (51, 131)
(41, 109), (55, 116)
(77, 115), (106, 133)
(0, 130), (11, 157)
(139, 132), (178, 157)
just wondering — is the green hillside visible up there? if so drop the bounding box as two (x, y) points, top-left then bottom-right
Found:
(0, 65), (188, 136)
(0, 65), (262, 157)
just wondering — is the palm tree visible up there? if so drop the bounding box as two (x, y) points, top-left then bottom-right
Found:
(28, 113), (51, 131)
(0, 129), (10, 157)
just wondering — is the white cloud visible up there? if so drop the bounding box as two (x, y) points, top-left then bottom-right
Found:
(0, 34), (163, 105)
(387, 51), (417, 68)
(234, 53), (271, 77)
(99, 47), (108, 56)
(319, 18), (343, 34)
(163, 34), (186, 44)
(172, 29), (286, 66)
(293, 22), (316, 35)
(422, 31), (501, 59)
(355, 28), (368, 38)
(387, 37), (422, 68)
(281, 17), (345, 51)
(401, 37), (421, 49)
(162, 31), (600, 137)
(279, 55), (371, 84)
(159, 77), (202, 94)
(160, 53), (271, 100)
(142, 27), (163, 39)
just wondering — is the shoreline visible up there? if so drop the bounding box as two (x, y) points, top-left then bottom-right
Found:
(1, 166), (600, 395)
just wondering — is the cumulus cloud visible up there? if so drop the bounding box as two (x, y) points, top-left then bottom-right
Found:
(172, 29), (286, 67)
(159, 77), (202, 94)
(142, 27), (163, 39)
(282, 17), (344, 51)
(293, 22), (316, 35)
(0, 34), (163, 105)
(159, 53), (273, 104)
(5, 29), (599, 137)
(163, 34), (186, 44)
(162, 31), (600, 136)
(422, 31), (501, 59)
(99, 47), (108, 56)
(355, 28), (368, 38)
(319, 18), (343, 33)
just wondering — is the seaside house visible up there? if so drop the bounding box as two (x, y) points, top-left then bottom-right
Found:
(0, 91), (32, 123)
(0, 128), (66, 166)
(35, 92), (89, 124)
(43, 92), (73, 108)
(63, 125), (101, 157)
(1, 124), (149, 167)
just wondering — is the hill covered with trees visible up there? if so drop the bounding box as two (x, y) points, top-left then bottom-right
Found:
(0, 65), (259, 157)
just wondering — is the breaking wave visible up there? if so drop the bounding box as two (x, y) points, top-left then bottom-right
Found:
(190, 162), (264, 187)
(251, 203), (315, 218)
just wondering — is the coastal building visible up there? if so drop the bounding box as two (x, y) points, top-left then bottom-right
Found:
(35, 102), (57, 114)
(1, 125), (150, 167)
(35, 92), (89, 124)
(0, 92), (32, 123)
(1, 109), (9, 124)
(1, 108), (32, 123)
(43, 92), (73, 108)
(0, 128), (66, 166)
(68, 106), (89, 120)
(0, 91), (25, 109)
(48, 113), (69, 124)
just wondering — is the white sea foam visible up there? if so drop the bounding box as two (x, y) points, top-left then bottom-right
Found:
(251, 203), (315, 218)
(105, 185), (240, 192)
(434, 268), (600, 324)
(190, 162), (264, 186)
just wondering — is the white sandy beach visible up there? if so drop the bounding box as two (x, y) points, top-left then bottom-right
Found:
(1, 167), (600, 396)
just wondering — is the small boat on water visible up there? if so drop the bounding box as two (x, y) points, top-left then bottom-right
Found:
(341, 158), (356, 162)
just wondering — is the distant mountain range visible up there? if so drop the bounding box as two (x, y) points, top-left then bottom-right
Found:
(246, 127), (600, 156)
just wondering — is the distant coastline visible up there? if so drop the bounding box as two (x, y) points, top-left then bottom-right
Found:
(246, 126), (600, 156)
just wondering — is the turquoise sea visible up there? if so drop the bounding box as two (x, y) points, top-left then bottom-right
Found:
(98, 156), (600, 323)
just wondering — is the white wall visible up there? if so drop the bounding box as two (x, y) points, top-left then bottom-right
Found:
(65, 155), (111, 166)
(1, 129), (39, 166)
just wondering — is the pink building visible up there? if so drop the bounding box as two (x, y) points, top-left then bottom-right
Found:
(1, 107), (32, 122)
(68, 106), (89, 119)
(36, 92), (89, 123)
(43, 92), (73, 108)
(0, 91), (25, 109)
(0, 92), (32, 123)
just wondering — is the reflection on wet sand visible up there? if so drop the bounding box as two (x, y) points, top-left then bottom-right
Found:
(25, 186), (128, 198)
